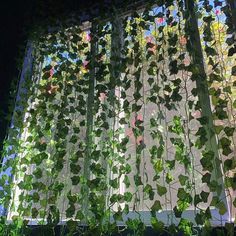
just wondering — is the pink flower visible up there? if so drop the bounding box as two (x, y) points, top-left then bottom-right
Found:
(131, 114), (143, 127)
(86, 33), (91, 41)
(49, 67), (54, 77)
(137, 114), (143, 121)
(192, 110), (201, 119)
(83, 60), (89, 69)
(148, 45), (156, 54)
(136, 136), (143, 145)
(46, 84), (59, 95)
(145, 36), (153, 43)
(215, 120), (225, 126)
(156, 17), (165, 24)
(125, 113), (144, 144)
(126, 128), (133, 138)
(215, 9), (220, 15)
(125, 128), (144, 145)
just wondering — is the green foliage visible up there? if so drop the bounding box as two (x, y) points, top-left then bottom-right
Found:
(0, 0), (235, 235)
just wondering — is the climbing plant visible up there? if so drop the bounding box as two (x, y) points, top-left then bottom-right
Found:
(0, 0), (236, 235)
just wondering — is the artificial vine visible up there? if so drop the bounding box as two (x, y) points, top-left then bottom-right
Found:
(0, 0), (235, 235)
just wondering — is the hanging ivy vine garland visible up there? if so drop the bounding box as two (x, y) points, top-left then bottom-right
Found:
(0, 0), (235, 235)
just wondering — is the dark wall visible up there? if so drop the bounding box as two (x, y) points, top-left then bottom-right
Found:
(0, 0), (108, 154)
(0, 1), (31, 152)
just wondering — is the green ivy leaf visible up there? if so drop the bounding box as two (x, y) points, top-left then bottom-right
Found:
(166, 173), (174, 184)
(119, 118), (127, 125)
(75, 210), (84, 220)
(225, 177), (236, 190)
(171, 89), (182, 102)
(48, 195), (57, 205)
(113, 210), (123, 221)
(154, 160), (163, 172)
(123, 175), (130, 188)
(70, 163), (81, 174)
(224, 127), (235, 137)
(228, 47), (236, 56)
(151, 217), (164, 232)
(134, 175), (143, 186)
(177, 188), (192, 203)
(166, 160), (175, 170)
(144, 184), (154, 200)
(202, 172), (211, 183)
(66, 220), (77, 231)
(220, 137), (231, 147)
(148, 95), (157, 103)
(178, 219), (193, 235)
(33, 168), (42, 179)
(178, 175), (188, 186)
(110, 178), (119, 189)
(169, 60), (178, 74)
(195, 212), (204, 225)
(53, 182), (64, 193)
(32, 192), (40, 203)
(218, 201), (227, 215)
(151, 200), (162, 213)
(67, 191), (77, 203)
(205, 46), (217, 56)
(150, 145), (164, 159)
(200, 151), (214, 171)
(194, 194), (202, 206)
(224, 159), (234, 172)
(132, 104), (142, 112)
(200, 191), (209, 203)
(31, 208), (39, 218)
(210, 196), (219, 207)
(197, 116), (208, 125)
(124, 192), (133, 202)
(66, 204), (75, 218)
(157, 184), (167, 196)
(71, 176), (80, 185)
(126, 218), (144, 232)
(69, 135), (78, 144)
(220, 137), (232, 155)
(214, 125), (224, 134)
(33, 152), (48, 166)
(148, 77), (154, 86)
(173, 206), (182, 218)
(40, 199), (47, 208)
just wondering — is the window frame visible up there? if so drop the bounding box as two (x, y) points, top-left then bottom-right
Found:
(2, 2), (232, 227)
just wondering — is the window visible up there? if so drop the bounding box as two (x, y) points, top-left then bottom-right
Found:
(1, 0), (235, 233)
